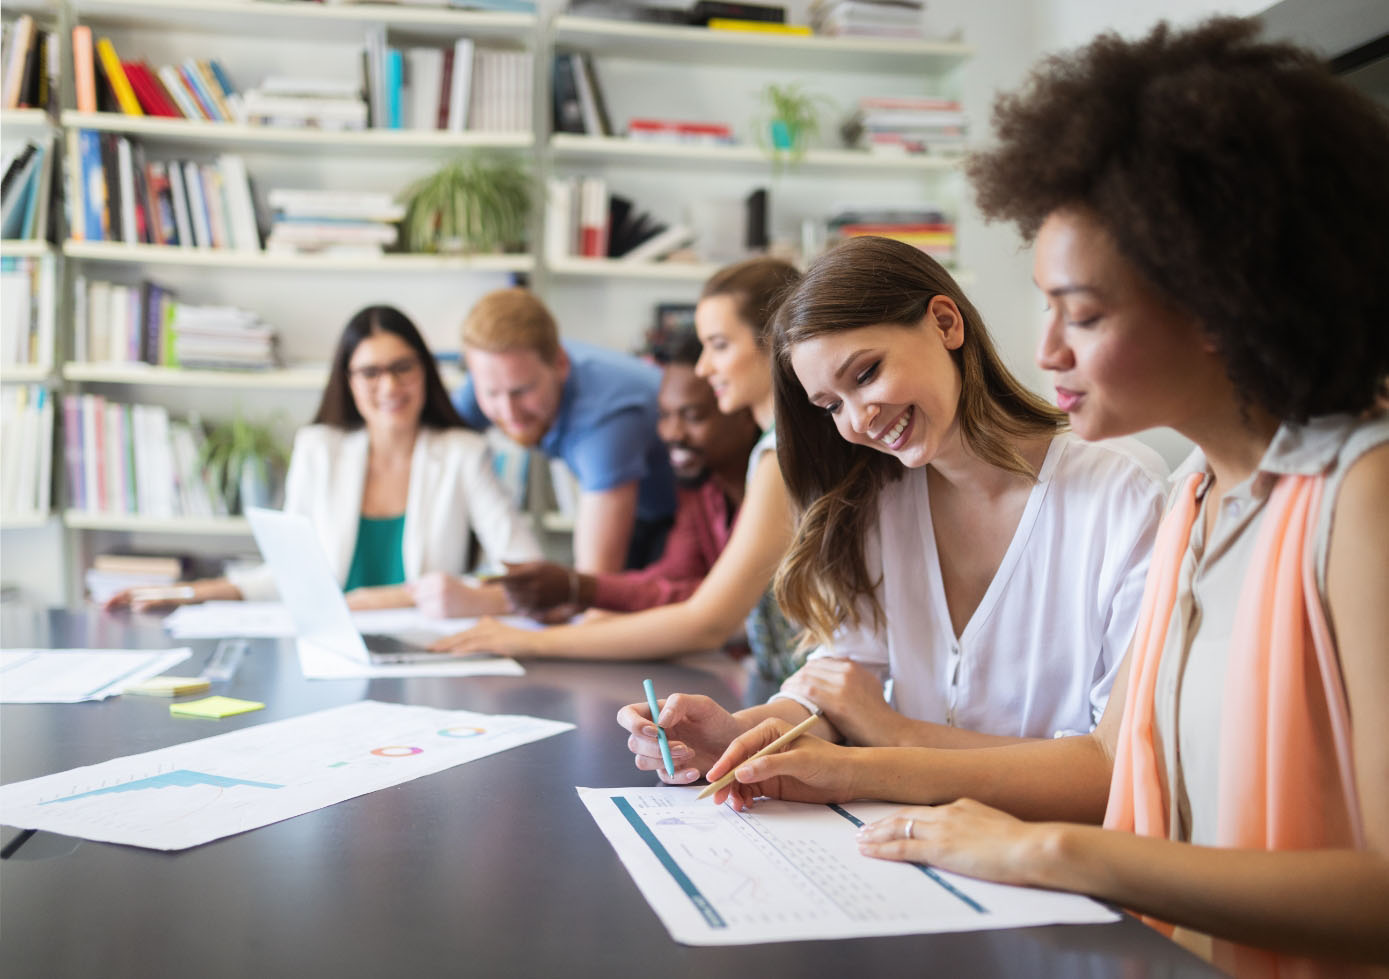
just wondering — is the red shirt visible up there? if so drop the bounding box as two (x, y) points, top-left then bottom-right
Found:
(590, 480), (735, 612)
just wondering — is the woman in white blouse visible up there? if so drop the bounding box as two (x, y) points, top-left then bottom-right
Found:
(106, 305), (541, 614)
(619, 236), (1168, 780)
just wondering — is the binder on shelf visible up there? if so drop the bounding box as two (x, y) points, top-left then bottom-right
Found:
(72, 26), (97, 113)
(385, 48), (404, 129)
(405, 47), (444, 131)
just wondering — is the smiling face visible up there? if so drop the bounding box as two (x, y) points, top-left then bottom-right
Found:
(787, 297), (965, 469)
(347, 331), (426, 435)
(1034, 208), (1212, 441)
(657, 363), (757, 486)
(463, 346), (568, 447)
(693, 294), (771, 419)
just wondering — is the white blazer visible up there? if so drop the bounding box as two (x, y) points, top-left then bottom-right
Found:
(230, 424), (542, 600)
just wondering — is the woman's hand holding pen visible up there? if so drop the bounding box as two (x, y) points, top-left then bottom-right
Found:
(782, 659), (903, 746)
(705, 717), (864, 811)
(616, 693), (744, 785)
(856, 800), (1050, 887)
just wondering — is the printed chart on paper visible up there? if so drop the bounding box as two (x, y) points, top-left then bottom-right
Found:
(0, 701), (572, 850)
(578, 786), (1117, 945)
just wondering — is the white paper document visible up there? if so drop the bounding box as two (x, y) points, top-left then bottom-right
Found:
(578, 786), (1119, 945)
(163, 601), (536, 640)
(0, 701), (573, 850)
(0, 648), (193, 703)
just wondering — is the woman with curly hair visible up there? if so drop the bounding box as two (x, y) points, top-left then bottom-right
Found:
(699, 18), (1389, 974)
(617, 235), (1168, 775)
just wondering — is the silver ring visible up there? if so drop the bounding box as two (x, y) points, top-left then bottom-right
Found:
(905, 818), (915, 840)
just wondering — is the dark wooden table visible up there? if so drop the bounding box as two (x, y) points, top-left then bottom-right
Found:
(0, 606), (1220, 978)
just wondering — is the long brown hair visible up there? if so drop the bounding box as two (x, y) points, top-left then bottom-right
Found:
(313, 305), (467, 430)
(772, 236), (1065, 646)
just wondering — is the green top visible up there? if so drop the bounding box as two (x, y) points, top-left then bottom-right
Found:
(342, 515), (406, 592)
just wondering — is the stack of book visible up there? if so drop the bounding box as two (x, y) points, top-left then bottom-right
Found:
(65, 132), (261, 251)
(241, 77), (367, 130)
(857, 96), (967, 155)
(75, 278), (280, 371)
(72, 28), (242, 122)
(809, 0), (924, 38)
(626, 119), (736, 146)
(0, 256), (56, 368)
(84, 553), (183, 605)
(61, 394), (229, 519)
(827, 206), (955, 265)
(265, 189), (403, 256)
(0, 385), (53, 517)
(1, 136), (55, 240)
(2, 15), (58, 114)
(171, 306), (278, 371)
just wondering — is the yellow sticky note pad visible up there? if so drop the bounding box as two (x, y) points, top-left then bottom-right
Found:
(170, 696), (265, 719)
(126, 676), (212, 698)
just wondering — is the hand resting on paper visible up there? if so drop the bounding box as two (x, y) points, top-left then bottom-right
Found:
(616, 692), (746, 785)
(704, 716), (863, 811)
(856, 800), (1043, 887)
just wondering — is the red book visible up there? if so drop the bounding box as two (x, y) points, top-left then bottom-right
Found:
(436, 48), (454, 131)
(123, 61), (180, 117)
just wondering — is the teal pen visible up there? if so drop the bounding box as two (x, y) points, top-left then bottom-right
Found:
(642, 678), (676, 778)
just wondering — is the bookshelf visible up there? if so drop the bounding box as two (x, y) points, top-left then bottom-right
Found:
(14, 1), (978, 602)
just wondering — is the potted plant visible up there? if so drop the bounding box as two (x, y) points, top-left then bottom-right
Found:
(198, 416), (288, 515)
(758, 83), (833, 169)
(399, 154), (533, 255)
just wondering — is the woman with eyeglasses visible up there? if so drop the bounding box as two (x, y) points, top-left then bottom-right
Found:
(105, 304), (542, 614)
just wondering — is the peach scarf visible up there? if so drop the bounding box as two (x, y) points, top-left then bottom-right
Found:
(1103, 472), (1365, 977)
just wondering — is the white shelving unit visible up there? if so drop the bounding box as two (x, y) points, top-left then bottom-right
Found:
(24, 0), (976, 600)
(551, 15), (972, 71)
(62, 111), (535, 154)
(63, 241), (535, 273)
(63, 510), (252, 536)
(549, 132), (964, 175)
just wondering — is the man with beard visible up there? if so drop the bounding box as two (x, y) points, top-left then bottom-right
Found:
(487, 328), (761, 617)
(450, 288), (676, 580)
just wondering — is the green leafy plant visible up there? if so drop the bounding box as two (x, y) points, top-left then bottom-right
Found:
(757, 83), (834, 169)
(198, 416), (288, 514)
(399, 155), (533, 255)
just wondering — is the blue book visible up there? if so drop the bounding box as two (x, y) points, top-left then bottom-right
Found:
(179, 63), (220, 121)
(386, 48), (403, 129)
(78, 130), (106, 242)
(18, 144), (47, 239)
(207, 59), (237, 98)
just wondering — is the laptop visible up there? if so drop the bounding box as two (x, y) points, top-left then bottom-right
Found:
(245, 506), (473, 666)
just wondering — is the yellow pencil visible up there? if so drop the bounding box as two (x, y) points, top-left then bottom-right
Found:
(696, 713), (819, 800)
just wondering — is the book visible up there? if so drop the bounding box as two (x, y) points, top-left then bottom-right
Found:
(385, 48), (403, 128)
(551, 53), (584, 135)
(167, 160), (194, 250)
(619, 224), (696, 262)
(95, 38), (144, 116)
(569, 52), (610, 136)
(78, 130), (108, 242)
(183, 160), (212, 248)
(216, 154), (261, 252)
(179, 62), (221, 121)
(706, 19), (812, 33)
(116, 136), (138, 244)
(578, 175), (608, 258)
(158, 64), (204, 120)
(447, 37), (474, 131)
(689, 1), (785, 24)
(2, 16), (35, 111)
(405, 47), (444, 131)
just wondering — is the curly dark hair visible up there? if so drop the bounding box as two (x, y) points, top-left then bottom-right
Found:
(968, 17), (1389, 422)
